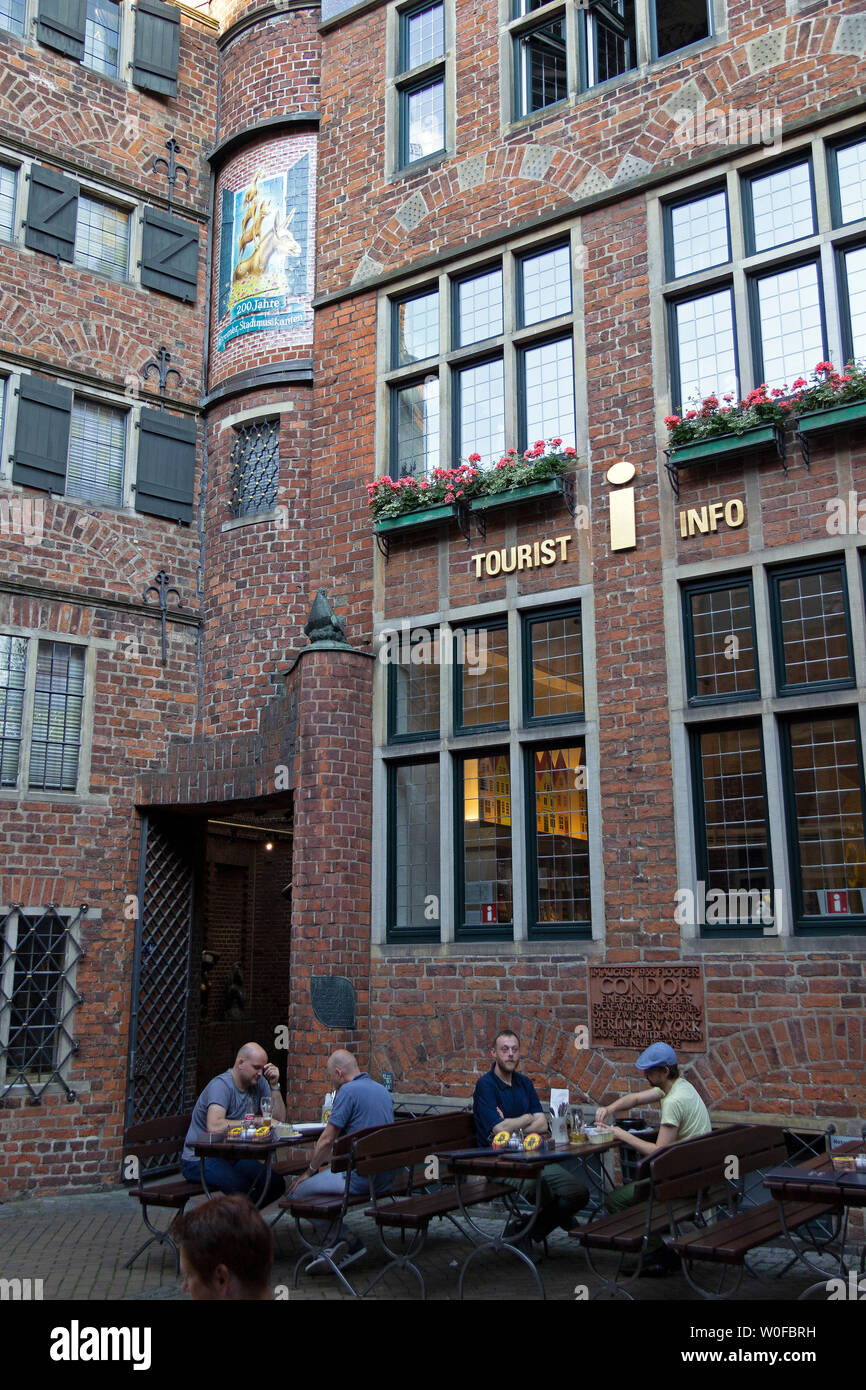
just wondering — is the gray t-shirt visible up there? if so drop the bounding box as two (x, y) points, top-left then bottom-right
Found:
(182, 1070), (271, 1162)
(328, 1072), (394, 1194)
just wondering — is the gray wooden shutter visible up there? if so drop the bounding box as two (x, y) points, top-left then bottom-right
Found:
(12, 376), (72, 493)
(140, 209), (198, 302)
(24, 166), (79, 261)
(135, 409), (197, 523)
(132, 0), (181, 98)
(36, 0), (86, 59)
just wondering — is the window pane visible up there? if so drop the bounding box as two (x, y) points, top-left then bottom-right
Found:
(0, 635), (27, 788)
(5, 910), (68, 1082)
(674, 289), (738, 410)
(531, 745), (589, 929)
(28, 643), (85, 792)
(522, 337), (575, 448)
(654, 0), (709, 57)
(669, 191), (729, 278)
(689, 585), (757, 699)
(74, 196), (129, 278)
(67, 399), (125, 507)
(528, 610), (583, 719)
(835, 139), (866, 225)
(84, 0), (120, 78)
(391, 762), (440, 932)
(394, 290), (439, 366)
(756, 262), (824, 391)
(787, 715), (866, 917)
(393, 378), (439, 478)
(390, 632), (439, 739)
(749, 162), (815, 252)
(0, 164), (16, 241)
(587, 0), (636, 85)
(843, 245), (866, 360)
(461, 754), (513, 930)
(0, 0), (25, 36)
(456, 269), (503, 348)
(696, 726), (772, 922)
(230, 418), (279, 517)
(458, 625), (508, 728)
(406, 80), (445, 162)
(405, 2), (444, 69)
(457, 358), (505, 464)
(517, 18), (567, 116)
(521, 244), (571, 325)
(775, 567), (852, 689)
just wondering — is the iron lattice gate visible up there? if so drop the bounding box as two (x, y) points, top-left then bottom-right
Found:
(125, 814), (198, 1134)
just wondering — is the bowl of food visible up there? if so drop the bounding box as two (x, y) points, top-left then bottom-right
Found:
(585, 1125), (614, 1145)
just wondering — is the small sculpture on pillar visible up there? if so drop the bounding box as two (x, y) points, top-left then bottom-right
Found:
(303, 589), (351, 648)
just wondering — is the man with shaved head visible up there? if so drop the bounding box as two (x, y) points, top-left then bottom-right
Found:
(182, 1042), (287, 1204)
(290, 1048), (394, 1272)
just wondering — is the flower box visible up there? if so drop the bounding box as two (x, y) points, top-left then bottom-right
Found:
(795, 399), (866, 434)
(664, 423), (785, 497)
(373, 502), (458, 534)
(468, 478), (565, 512)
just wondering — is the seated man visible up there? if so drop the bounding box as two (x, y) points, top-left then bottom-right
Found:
(175, 1193), (273, 1301)
(594, 1040), (711, 1275)
(290, 1048), (394, 1272)
(181, 1042), (287, 1206)
(473, 1029), (588, 1243)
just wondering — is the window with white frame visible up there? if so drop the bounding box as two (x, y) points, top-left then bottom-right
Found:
(0, 0), (25, 37)
(663, 130), (866, 411)
(66, 397), (126, 506)
(384, 235), (576, 475)
(0, 163), (17, 241)
(73, 194), (129, 278)
(0, 636), (86, 793)
(84, 0), (121, 77)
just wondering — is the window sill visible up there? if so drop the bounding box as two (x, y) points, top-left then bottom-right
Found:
(221, 510), (281, 532)
(391, 150), (450, 184)
(683, 934), (864, 953)
(374, 938), (605, 957)
(0, 789), (109, 806)
(503, 99), (569, 139)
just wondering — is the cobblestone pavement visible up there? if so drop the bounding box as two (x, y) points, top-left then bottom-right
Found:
(0, 1188), (853, 1303)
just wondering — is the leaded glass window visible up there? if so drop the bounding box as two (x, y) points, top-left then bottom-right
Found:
(771, 563), (853, 692)
(524, 608), (584, 722)
(686, 580), (758, 702)
(456, 623), (509, 731)
(528, 744), (589, 934)
(515, 16), (567, 118)
(389, 761), (440, 936)
(392, 379), (440, 478)
(783, 715), (866, 920)
(459, 753), (513, 935)
(393, 290), (439, 367)
(522, 337), (575, 448)
(520, 244), (572, 326)
(455, 269), (503, 348)
(669, 190), (730, 279)
(693, 724), (773, 928)
(673, 288), (738, 409)
(0, 0), (25, 37)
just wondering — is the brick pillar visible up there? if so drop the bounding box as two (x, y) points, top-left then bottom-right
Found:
(286, 644), (375, 1111)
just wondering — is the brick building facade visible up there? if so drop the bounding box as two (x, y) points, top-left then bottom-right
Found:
(1, 0), (864, 1198)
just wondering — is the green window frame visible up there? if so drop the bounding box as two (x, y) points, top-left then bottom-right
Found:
(768, 558), (855, 697)
(454, 749), (513, 941)
(662, 184), (730, 283)
(689, 720), (774, 939)
(387, 757), (441, 942)
(835, 241), (866, 367)
(741, 156), (818, 259)
(521, 603), (584, 726)
(386, 628), (440, 743)
(524, 740), (590, 939)
(747, 256), (827, 392)
(667, 284), (739, 416)
(682, 573), (759, 707)
(453, 619), (509, 734)
(827, 131), (866, 230)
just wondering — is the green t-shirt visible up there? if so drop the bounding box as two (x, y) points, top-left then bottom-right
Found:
(653, 1077), (711, 1141)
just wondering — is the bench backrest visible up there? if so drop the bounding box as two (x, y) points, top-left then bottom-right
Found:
(124, 1112), (190, 1167)
(353, 1112), (476, 1177)
(650, 1123), (786, 1203)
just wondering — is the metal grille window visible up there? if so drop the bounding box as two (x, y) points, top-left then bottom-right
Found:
(28, 642), (86, 791)
(388, 760), (440, 937)
(0, 635), (27, 787)
(524, 606), (584, 723)
(528, 744), (590, 935)
(84, 0), (120, 77)
(0, 905), (85, 1103)
(684, 578), (758, 703)
(67, 398), (126, 506)
(0, 0), (25, 36)
(74, 194), (129, 278)
(230, 418), (280, 518)
(0, 163), (17, 241)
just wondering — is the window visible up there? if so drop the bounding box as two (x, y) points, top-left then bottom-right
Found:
(73, 194), (129, 278)
(397, 2), (446, 168)
(0, 0), (25, 36)
(384, 237), (576, 476)
(652, 0), (710, 57)
(66, 398), (126, 507)
(514, 7), (568, 119)
(0, 164), (17, 242)
(0, 637), (86, 793)
(84, 0), (120, 77)
(230, 418), (280, 518)
(0, 904), (84, 1101)
(34, 0), (180, 96)
(661, 135), (866, 410)
(681, 556), (866, 934)
(381, 603), (591, 941)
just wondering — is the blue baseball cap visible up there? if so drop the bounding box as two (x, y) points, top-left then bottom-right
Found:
(636, 1042), (677, 1071)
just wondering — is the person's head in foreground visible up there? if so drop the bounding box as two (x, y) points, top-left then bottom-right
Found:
(176, 1193), (273, 1300)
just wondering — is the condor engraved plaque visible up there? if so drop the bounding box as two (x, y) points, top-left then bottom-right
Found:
(588, 965), (705, 1053)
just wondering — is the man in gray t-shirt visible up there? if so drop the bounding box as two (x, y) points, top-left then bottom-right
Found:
(181, 1042), (287, 1205)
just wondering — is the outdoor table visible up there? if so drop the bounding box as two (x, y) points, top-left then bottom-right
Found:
(762, 1142), (866, 1299)
(435, 1138), (619, 1300)
(192, 1128), (313, 1210)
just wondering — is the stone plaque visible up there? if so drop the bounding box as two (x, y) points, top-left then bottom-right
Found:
(310, 975), (356, 1030)
(588, 964), (705, 1052)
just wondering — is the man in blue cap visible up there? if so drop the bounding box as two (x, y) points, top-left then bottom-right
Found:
(594, 1041), (711, 1276)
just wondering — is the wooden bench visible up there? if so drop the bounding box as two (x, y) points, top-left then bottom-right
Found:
(123, 1113), (204, 1272)
(357, 1112), (511, 1299)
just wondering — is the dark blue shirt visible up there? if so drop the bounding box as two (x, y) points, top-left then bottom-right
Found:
(473, 1065), (544, 1147)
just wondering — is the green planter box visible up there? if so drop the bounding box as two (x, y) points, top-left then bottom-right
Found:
(795, 399), (866, 435)
(468, 478), (564, 512)
(373, 502), (457, 534)
(668, 423), (782, 468)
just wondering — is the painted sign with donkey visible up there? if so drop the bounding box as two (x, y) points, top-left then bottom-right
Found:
(216, 140), (315, 351)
